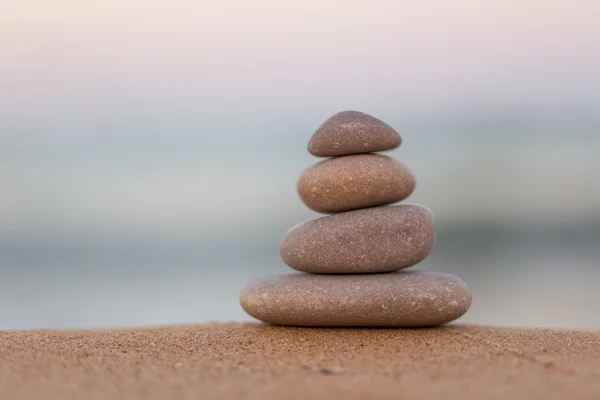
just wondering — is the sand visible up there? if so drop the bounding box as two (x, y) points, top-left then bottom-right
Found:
(1, 323), (599, 399)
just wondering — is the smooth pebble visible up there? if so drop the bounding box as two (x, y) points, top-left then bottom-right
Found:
(281, 205), (435, 274)
(240, 271), (472, 327)
(308, 111), (402, 157)
(298, 154), (415, 214)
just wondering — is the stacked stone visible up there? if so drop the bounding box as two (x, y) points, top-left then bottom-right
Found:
(241, 111), (472, 327)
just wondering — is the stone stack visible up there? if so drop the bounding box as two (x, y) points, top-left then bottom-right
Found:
(241, 111), (472, 327)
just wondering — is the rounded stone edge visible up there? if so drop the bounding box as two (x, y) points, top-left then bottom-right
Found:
(296, 154), (417, 214)
(239, 277), (280, 325)
(239, 272), (473, 327)
(280, 204), (436, 274)
(307, 110), (402, 157)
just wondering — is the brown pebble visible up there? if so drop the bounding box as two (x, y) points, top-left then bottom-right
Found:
(297, 154), (415, 214)
(240, 271), (472, 327)
(308, 111), (402, 157)
(281, 205), (434, 274)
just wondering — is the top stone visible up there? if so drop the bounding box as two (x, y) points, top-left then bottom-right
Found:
(308, 111), (402, 157)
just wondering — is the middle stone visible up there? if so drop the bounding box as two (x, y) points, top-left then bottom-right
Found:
(297, 153), (415, 214)
(281, 205), (435, 274)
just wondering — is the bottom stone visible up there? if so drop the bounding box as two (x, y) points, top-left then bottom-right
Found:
(240, 271), (472, 327)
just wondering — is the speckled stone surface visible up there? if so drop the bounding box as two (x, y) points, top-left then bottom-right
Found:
(240, 270), (472, 327)
(298, 154), (415, 214)
(281, 205), (435, 274)
(308, 111), (402, 157)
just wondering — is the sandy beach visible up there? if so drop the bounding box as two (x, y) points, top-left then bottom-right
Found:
(1, 323), (599, 399)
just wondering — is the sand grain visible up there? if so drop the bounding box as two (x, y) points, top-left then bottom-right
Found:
(1, 323), (599, 399)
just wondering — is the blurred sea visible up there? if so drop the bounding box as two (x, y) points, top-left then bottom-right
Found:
(1, 227), (599, 330)
(1, 112), (599, 330)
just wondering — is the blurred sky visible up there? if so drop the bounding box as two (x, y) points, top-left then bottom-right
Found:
(1, 0), (599, 120)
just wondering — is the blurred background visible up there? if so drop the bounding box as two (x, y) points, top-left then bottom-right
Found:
(1, 0), (599, 330)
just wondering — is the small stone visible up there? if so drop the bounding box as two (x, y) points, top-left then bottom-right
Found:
(297, 154), (415, 214)
(308, 111), (402, 157)
(240, 271), (472, 327)
(319, 367), (339, 375)
(281, 205), (434, 274)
